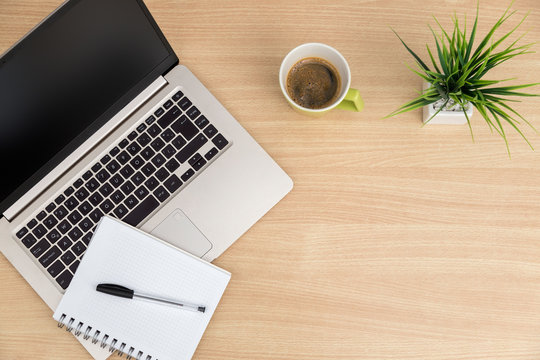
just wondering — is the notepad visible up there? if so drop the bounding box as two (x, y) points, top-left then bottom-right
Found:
(53, 216), (231, 360)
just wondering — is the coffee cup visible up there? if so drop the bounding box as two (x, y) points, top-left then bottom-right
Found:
(279, 43), (363, 116)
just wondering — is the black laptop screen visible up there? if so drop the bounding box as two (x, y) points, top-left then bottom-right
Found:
(0, 0), (177, 214)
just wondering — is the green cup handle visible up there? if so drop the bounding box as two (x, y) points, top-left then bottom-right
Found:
(336, 88), (364, 112)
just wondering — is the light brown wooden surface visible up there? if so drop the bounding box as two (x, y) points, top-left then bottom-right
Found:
(2, 0), (540, 359)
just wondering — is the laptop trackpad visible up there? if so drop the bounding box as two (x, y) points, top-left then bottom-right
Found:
(150, 209), (212, 258)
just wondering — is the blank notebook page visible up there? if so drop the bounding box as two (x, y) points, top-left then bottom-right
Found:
(53, 216), (231, 360)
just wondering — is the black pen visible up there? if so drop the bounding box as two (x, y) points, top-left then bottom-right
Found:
(96, 283), (206, 313)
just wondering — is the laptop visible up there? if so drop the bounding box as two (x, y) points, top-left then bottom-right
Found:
(0, 0), (292, 356)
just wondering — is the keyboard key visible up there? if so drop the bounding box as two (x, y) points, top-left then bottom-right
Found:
(186, 106), (201, 120)
(89, 192), (104, 206)
(124, 195), (139, 209)
(151, 153), (166, 167)
(56, 196), (68, 209)
(158, 106), (182, 129)
(64, 196), (79, 211)
(21, 233), (37, 248)
(127, 142), (141, 156)
(31, 239), (50, 258)
(195, 115), (209, 129)
(145, 115), (156, 125)
(32, 224), (47, 239)
(154, 107), (165, 118)
(181, 169), (195, 182)
(89, 208), (104, 223)
(27, 219), (38, 229)
(100, 199), (114, 213)
(161, 144), (176, 159)
(58, 237), (72, 251)
(203, 124), (218, 138)
(100, 154), (111, 164)
(109, 146), (120, 157)
(85, 178), (100, 192)
(73, 178), (84, 188)
(120, 181), (136, 195)
(37, 210), (47, 221)
(110, 174), (124, 188)
(111, 190), (125, 204)
(82, 170), (92, 181)
(131, 172), (145, 186)
(57, 220), (72, 234)
(141, 146), (155, 161)
(91, 163), (102, 173)
(172, 90), (183, 101)
(205, 147), (218, 160)
(171, 115), (198, 141)
(52, 205), (68, 220)
(113, 204), (128, 218)
(172, 135), (187, 150)
(178, 97), (192, 111)
(106, 159), (121, 174)
(164, 174), (182, 193)
(123, 195), (160, 226)
(56, 270), (73, 290)
(75, 188), (90, 202)
(155, 168), (169, 182)
(67, 210), (83, 225)
(79, 217), (93, 232)
(117, 150), (131, 165)
(192, 157), (207, 171)
(96, 169), (111, 183)
(153, 186), (170, 202)
(70, 260), (80, 273)
(68, 227), (83, 242)
(141, 163), (156, 177)
(78, 201), (92, 215)
(130, 155), (144, 170)
(16, 227), (28, 239)
(128, 131), (138, 141)
(147, 124), (161, 138)
(82, 232), (93, 245)
(176, 134), (208, 163)
(64, 186), (75, 197)
(119, 139), (129, 148)
(120, 164), (135, 178)
(188, 153), (203, 166)
(150, 137), (165, 151)
(46, 229), (61, 243)
(165, 158), (180, 173)
(163, 99), (173, 109)
(137, 123), (147, 133)
(212, 133), (229, 150)
(134, 186), (149, 200)
(45, 202), (56, 213)
(137, 133), (152, 147)
(47, 260), (64, 278)
(39, 246), (61, 268)
(161, 129), (176, 143)
(144, 176), (159, 191)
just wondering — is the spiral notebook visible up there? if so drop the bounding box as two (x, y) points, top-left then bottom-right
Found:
(53, 216), (231, 360)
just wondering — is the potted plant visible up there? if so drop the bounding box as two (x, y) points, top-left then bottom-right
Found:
(386, 2), (538, 153)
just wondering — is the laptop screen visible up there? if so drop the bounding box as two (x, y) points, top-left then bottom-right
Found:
(0, 0), (177, 214)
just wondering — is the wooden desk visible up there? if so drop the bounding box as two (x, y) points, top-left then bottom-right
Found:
(2, 0), (540, 359)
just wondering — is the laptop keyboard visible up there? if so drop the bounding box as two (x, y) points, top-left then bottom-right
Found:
(14, 90), (229, 290)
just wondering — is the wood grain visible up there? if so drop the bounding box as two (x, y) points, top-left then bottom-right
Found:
(1, 0), (540, 359)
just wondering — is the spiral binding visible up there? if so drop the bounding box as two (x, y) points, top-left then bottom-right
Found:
(58, 314), (153, 360)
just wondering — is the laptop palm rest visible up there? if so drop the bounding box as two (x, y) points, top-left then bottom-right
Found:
(150, 209), (212, 257)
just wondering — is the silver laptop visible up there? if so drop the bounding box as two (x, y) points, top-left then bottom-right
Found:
(0, 0), (292, 353)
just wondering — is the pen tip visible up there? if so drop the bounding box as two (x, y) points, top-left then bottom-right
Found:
(198, 307), (206, 313)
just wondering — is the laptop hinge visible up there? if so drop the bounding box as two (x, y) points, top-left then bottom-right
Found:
(3, 76), (168, 222)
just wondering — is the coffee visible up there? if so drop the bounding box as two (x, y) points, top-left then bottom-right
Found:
(286, 57), (341, 109)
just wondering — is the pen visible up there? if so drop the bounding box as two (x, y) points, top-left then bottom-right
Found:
(96, 283), (206, 313)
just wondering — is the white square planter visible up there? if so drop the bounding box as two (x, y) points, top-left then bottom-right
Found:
(422, 82), (473, 125)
